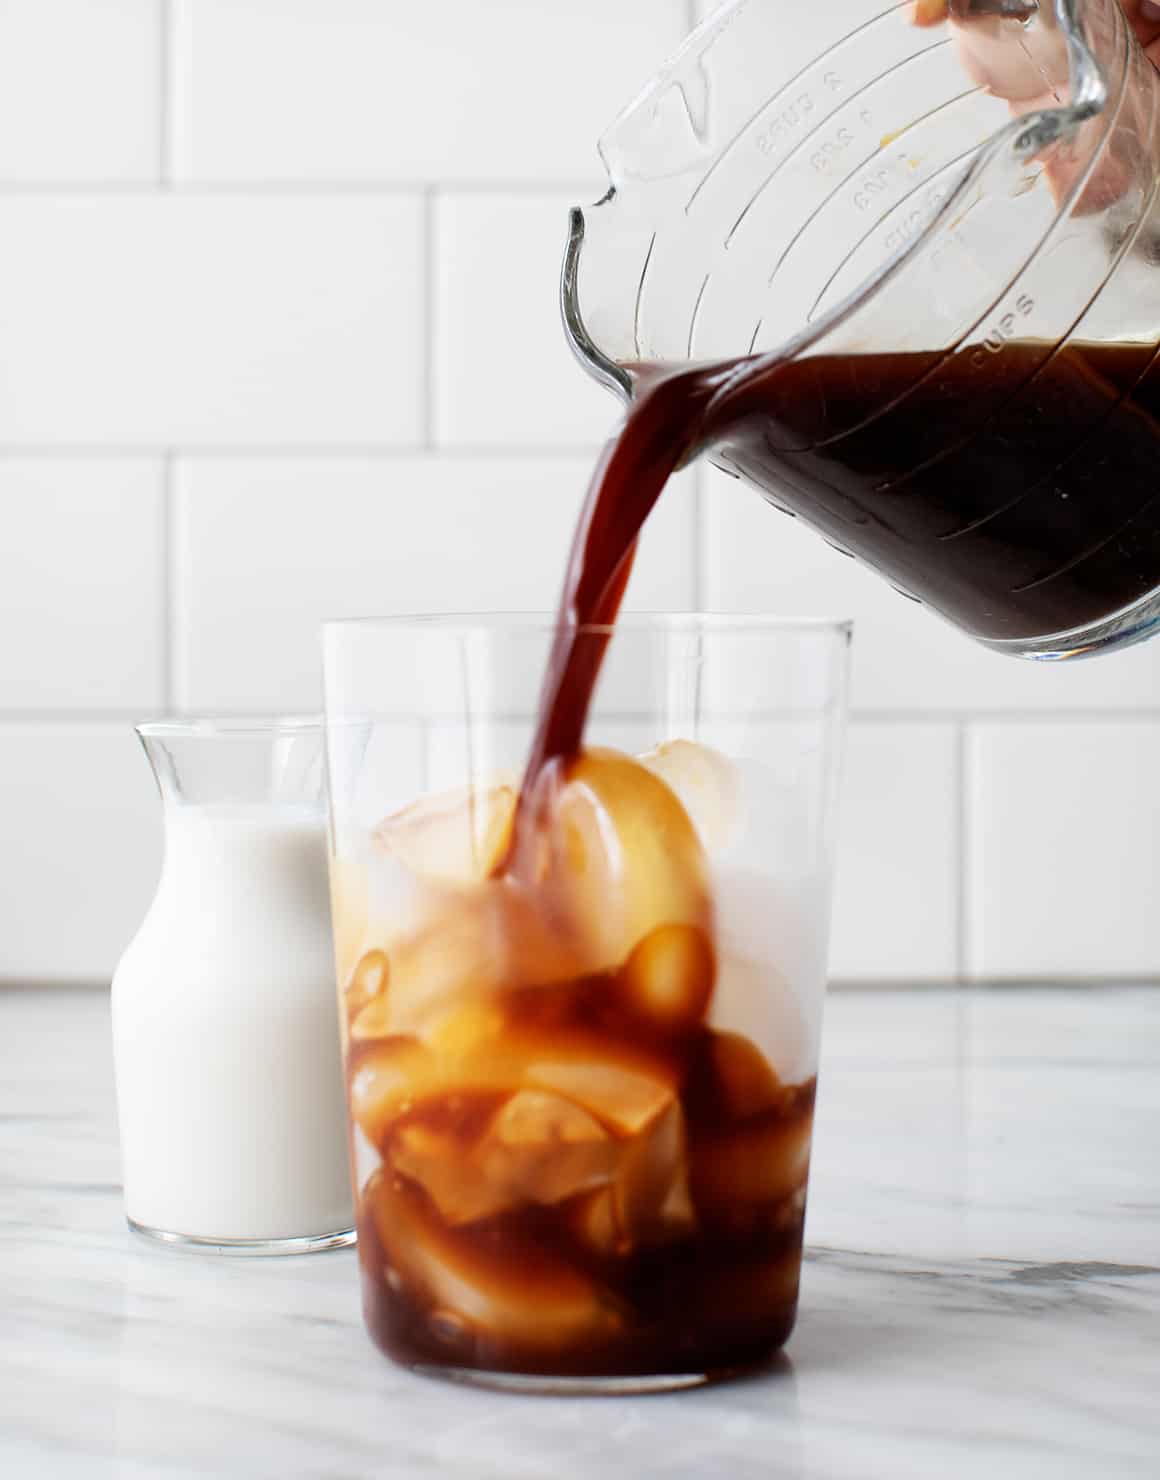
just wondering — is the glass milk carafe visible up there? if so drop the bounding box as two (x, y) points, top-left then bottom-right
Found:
(566, 0), (1160, 660)
(111, 719), (354, 1254)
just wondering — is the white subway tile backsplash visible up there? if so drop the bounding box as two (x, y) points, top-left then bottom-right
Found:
(966, 722), (1160, 980)
(703, 467), (1160, 714)
(0, 0), (1152, 987)
(172, 0), (690, 185)
(829, 724), (960, 983)
(0, 727), (160, 982)
(0, 197), (424, 447)
(0, 2), (160, 183)
(0, 460), (163, 710)
(434, 194), (617, 448)
(175, 457), (697, 712)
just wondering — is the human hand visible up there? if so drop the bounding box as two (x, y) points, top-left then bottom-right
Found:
(1115, 1), (1160, 65)
(914, 0), (1160, 60)
(913, 0), (1160, 209)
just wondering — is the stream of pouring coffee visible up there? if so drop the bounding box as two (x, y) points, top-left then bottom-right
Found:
(521, 364), (723, 779)
(504, 357), (747, 877)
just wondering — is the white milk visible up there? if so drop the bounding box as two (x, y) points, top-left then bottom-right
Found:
(111, 804), (354, 1244)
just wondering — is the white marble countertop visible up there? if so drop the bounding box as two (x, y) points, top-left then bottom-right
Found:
(2, 986), (1158, 1479)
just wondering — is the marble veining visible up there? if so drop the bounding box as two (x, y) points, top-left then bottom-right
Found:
(1, 986), (1158, 1479)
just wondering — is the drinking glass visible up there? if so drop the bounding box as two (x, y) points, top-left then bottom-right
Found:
(324, 615), (850, 1390)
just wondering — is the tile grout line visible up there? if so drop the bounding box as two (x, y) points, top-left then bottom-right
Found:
(0, 709), (303, 725)
(159, 0), (174, 188)
(0, 713), (171, 726)
(692, 461), (707, 610)
(0, 180), (604, 198)
(165, 456), (181, 716)
(812, 708), (1160, 725)
(0, 445), (608, 459)
(955, 719), (971, 984)
(159, 452), (175, 715)
(423, 187), (437, 450)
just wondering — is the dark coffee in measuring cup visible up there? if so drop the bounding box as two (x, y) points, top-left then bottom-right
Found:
(527, 336), (1160, 790)
(697, 339), (1160, 650)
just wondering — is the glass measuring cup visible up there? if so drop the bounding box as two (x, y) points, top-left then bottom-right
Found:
(565, 0), (1160, 659)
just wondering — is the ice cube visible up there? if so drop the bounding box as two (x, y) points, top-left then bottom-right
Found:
(385, 1089), (618, 1227)
(390, 1112), (514, 1226)
(388, 1082), (609, 1223)
(365, 899), (500, 1034)
(365, 1168), (624, 1353)
(344, 948), (389, 1036)
(372, 782), (516, 885)
(350, 1014), (533, 1137)
(535, 747), (712, 971)
(620, 923), (715, 1037)
(476, 1090), (617, 1208)
(424, 995), (509, 1061)
(612, 1099), (696, 1248)
(564, 1186), (623, 1258)
(422, 1012), (681, 1135)
(525, 1045), (678, 1138)
(693, 1030), (784, 1123)
(638, 740), (740, 854)
(563, 1100), (695, 1256)
(354, 881), (580, 1040)
(720, 836), (826, 1026)
(710, 948), (813, 1088)
(348, 1035), (435, 1152)
(689, 1102), (815, 1234)
(354, 989), (682, 1160)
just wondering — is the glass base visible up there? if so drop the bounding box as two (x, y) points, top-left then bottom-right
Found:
(413, 1367), (713, 1396)
(406, 1351), (790, 1397)
(127, 1216), (356, 1257)
(978, 586), (1160, 662)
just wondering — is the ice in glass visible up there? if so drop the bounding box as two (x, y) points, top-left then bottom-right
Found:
(330, 731), (825, 1381)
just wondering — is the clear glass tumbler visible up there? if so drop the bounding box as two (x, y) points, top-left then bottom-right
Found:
(324, 616), (850, 1389)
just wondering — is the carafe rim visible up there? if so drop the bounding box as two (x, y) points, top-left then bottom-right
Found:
(136, 715), (321, 740)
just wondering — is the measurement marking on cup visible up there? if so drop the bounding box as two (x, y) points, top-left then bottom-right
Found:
(807, 156), (973, 323)
(681, 0), (917, 215)
(972, 294), (1036, 365)
(739, 38), (954, 256)
(755, 91), (818, 157)
(723, 35), (953, 244)
(883, 184), (952, 253)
